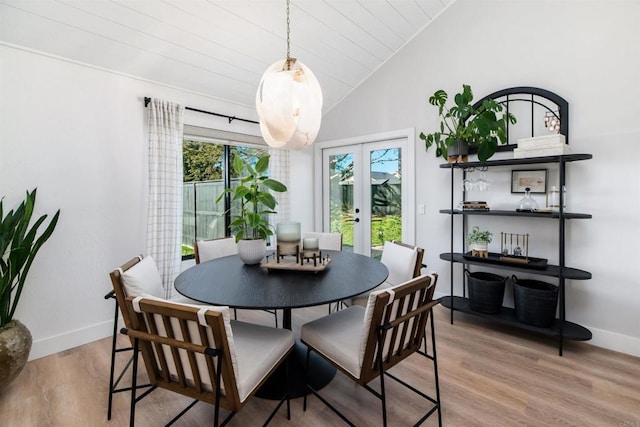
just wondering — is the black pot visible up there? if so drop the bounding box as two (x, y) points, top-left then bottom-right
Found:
(465, 270), (507, 314)
(512, 275), (559, 327)
(447, 140), (469, 160)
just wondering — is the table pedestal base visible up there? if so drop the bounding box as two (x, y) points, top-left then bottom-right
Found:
(256, 341), (336, 400)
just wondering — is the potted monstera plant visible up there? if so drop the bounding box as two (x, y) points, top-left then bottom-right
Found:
(420, 84), (517, 163)
(0, 189), (59, 390)
(217, 154), (287, 264)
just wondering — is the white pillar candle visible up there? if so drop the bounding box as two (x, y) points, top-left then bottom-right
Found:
(276, 221), (301, 242)
(303, 237), (319, 250)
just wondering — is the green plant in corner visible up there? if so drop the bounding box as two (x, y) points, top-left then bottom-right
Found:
(1, 189), (60, 329)
(217, 154), (287, 242)
(466, 226), (492, 245)
(419, 84), (517, 162)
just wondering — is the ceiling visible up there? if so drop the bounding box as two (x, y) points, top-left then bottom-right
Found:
(0, 0), (453, 115)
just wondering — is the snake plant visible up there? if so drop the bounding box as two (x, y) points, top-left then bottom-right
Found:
(0, 189), (60, 329)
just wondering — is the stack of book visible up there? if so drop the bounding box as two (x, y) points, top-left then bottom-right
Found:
(514, 134), (570, 158)
(461, 201), (489, 211)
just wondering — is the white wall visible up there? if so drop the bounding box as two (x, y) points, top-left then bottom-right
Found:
(318, 0), (640, 356)
(0, 44), (313, 359)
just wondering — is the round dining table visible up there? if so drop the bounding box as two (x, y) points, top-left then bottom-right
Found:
(174, 249), (389, 398)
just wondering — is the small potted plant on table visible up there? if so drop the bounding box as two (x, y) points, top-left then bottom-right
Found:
(466, 226), (492, 258)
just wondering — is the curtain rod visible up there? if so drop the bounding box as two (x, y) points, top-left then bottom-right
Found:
(144, 97), (259, 125)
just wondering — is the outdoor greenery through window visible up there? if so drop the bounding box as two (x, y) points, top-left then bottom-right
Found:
(182, 139), (267, 258)
(328, 148), (402, 258)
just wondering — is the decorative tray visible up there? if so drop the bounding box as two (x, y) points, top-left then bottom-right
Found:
(462, 252), (548, 269)
(260, 257), (331, 273)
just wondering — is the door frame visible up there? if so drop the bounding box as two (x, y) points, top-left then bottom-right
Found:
(313, 128), (416, 247)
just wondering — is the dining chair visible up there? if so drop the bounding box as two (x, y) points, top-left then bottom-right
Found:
(302, 232), (343, 313)
(348, 240), (425, 308)
(120, 295), (294, 426)
(106, 255), (206, 420)
(194, 237), (237, 264)
(194, 237), (279, 327)
(301, 232), (343, 251)
(301, 273), (442, 426)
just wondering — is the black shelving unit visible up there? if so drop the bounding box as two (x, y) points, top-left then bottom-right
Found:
(440, 153), (593, 356)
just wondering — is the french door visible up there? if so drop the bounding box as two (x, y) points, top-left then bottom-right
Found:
(315, 130), (415, 257)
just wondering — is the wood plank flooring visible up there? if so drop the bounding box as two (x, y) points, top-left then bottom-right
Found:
(1, 305), (639, 426)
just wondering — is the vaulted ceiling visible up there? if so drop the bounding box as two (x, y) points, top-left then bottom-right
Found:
(0, 0), (453, 114)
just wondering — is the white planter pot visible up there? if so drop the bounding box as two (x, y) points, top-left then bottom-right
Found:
(237, 239), (266, 265)
(470, 242), (488, 252)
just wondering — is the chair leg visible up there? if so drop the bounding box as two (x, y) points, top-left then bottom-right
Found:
(430, 311), (443, 427)
(107, 297), (120, 420)
(303, 347), (311, 411)
(129, 339), (139, 427)
(376, 330), (388, 427)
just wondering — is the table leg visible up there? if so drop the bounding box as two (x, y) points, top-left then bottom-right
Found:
(256, 308), (336, 399)
(256, 340), (336, 400)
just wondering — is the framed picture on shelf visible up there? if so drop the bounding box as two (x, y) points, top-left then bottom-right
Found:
(511, 169), (547, 193)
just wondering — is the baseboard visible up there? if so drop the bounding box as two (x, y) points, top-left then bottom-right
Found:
(587, 326), (640, 358)
(29, 319), (114, 361)
(433, 291), (640, 357)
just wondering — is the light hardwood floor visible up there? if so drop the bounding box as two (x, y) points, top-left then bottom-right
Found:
(1, 305), (639, 426)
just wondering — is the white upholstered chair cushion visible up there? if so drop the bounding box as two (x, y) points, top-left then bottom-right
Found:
(120, 256), (164, 298)
(302, 232), (343, 251)
(380, 241), (418, 286)
(350, 241), (419, 307)
(232, 320), (294, 402)
(196, 237), (238, 263)
(300, 305), (365, 379)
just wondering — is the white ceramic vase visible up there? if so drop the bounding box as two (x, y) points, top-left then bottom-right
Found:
(470, 242), (488, 252)
(237, 239), (266, 265)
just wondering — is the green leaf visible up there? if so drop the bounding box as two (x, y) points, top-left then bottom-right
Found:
(254, 155), (269, 174)
(262, 179), (287, 193)
(232, 155), (244, 176)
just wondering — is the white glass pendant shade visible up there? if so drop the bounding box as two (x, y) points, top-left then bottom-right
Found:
(256, 59), (323, 150)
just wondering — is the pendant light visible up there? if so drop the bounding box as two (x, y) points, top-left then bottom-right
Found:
(256, 0), (323, 150)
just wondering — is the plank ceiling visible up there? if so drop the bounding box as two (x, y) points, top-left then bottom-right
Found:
(0, 0), (453, 115)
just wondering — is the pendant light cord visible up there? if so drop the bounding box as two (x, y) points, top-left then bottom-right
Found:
(284, 0), (296, 71)
(286, 0), (291, 60)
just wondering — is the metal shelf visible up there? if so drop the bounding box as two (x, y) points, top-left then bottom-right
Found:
(439, 153), (592, 168)
(440, 253), (591, 280)
(440, 296), (592, 341)
(440, 209), (592, 219)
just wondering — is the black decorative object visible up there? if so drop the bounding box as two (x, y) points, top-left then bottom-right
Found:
(465, 270), (507, 314)
(513, 276), (559, 328)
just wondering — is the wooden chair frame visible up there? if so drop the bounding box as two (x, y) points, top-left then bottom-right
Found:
(105, 256), (153, 420)
(121, 296), (291, 426)
(303, 275), (442, 426)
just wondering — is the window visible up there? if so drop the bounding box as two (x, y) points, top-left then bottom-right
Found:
(182, 137), (267, 258)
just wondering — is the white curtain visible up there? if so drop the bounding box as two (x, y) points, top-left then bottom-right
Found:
(268, 147), (290, 245)
(147, 98), (185, 298)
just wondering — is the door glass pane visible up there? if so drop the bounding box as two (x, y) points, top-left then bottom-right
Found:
(370, 148), (401, 259)
(329, 153), (354, 252)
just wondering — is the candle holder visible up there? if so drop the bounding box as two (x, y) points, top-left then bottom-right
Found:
(276, 221), (301, 263)
(300, 236), (321, 266)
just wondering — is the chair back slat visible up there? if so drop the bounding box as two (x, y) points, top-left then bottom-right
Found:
(360, 274), (438, 384)
(123, 296), (243, 411)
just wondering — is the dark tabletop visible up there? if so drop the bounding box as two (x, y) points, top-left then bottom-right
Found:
(174, 250), (389, 310)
